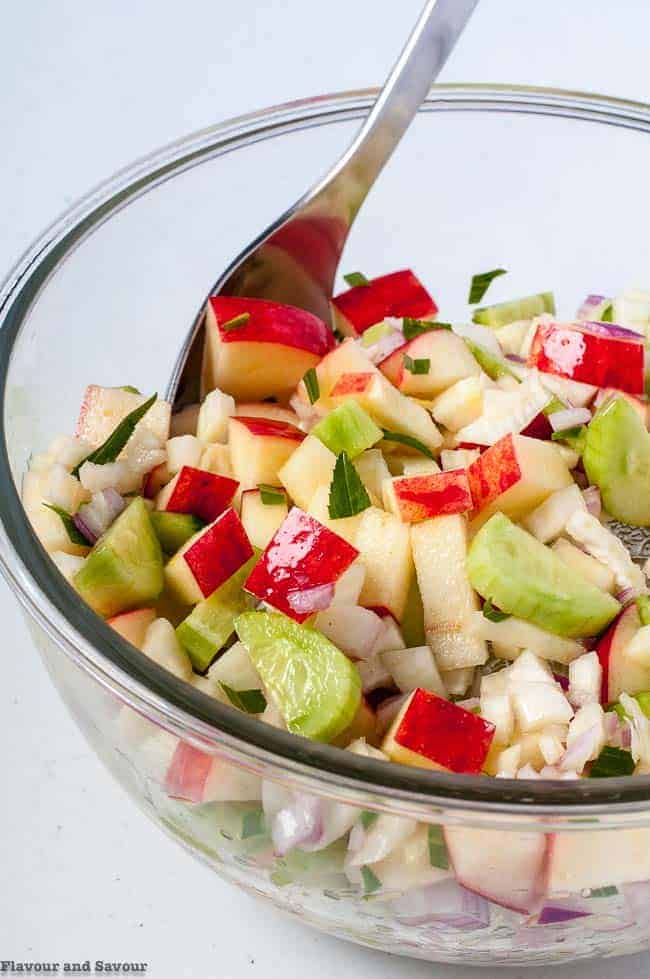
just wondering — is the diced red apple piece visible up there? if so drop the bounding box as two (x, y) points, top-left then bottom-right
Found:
(203, 296), (335, 401)
(445, 826), (547, 914)
(75, 385), (171, 449)
(329, 371), (442, 453)
(156, 465), (238, 523)
(546, 828), (650, 893)
(527, 320), (645, 395)
(278, 435), (337, 510)
(165, 507), (253, 604)
(165, 740), (261, 803)
(235, 402), (300, 425)
(354, 506), (413, 621)
(107, 608), (156, 649)
(229, 415), (304, 488)
(382, 688), (495, 774)
(596, 603), (650, 702)
(468, 433), (572, 530)
(240, 488), (288, 550)
(411, 515), (487, 670)
(143, 461), (171, 499)
(379, 330), (479, 397)
(331, 269), (437, 337)
(244, 507), (359, 623)
(383, 470), (473, 523)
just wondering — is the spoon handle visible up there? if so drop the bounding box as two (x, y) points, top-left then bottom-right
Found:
(312, 0), (480, 210)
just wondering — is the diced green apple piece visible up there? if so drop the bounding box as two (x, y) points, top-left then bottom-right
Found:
(74, 498), (164, 617)
(583, 396), (650, 526)
(472, 292), (555, 327)
(176, 554), (258, 671)
(235, 611), (361, 742)
(467, 513), (620, 638)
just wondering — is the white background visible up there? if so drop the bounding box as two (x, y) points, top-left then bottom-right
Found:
(2, 2), (650, 977)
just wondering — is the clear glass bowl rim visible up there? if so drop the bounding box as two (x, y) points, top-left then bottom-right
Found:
(3, 83), (650, 820)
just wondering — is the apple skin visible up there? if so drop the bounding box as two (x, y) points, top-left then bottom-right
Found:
(383, 688), (495, 774)
(230, 415), (305, 442)
(329, 372), (375, 398)
(75, 385), (171, 449)
(230, 415), (305, 489)
(331, 269), (437, 337)
(235, 402), (300, 425)
(527, 321), (644, 395)
(158, 465), (239, 523)
(386, 470), (473, 523)
(143, 461), (171, 499)
(467, 433), (521, 514)
(378, 330), (479, 397)
(107, 607), (156, 649)
(184, 508), (254, 599)
(164, 740), (213, 803)
(596, 603), (650, 702)
(244, 507), (359, 623)
(208, 296), (334, 356)
(520, 411), (553, 441)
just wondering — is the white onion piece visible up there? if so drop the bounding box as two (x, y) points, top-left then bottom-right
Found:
(559, 725), (601, 773)
(286, 582), (334, 615)
(381, 646), (447, 697)
(375, 693), (409, 737)
(271, 794), (323, 856)
(362, 328), (406, 366)
(289, 392), (323, 431)
(582, 485), (601, 518)
(517, 764), (542, 779)
(262, 780), (293, 821)
(315, 606), (383, 660)
(357, 657), (394, 694)
(393, 879), (489, 930)
(548, 407), (591, 432)
(576, 294), (610, 320)
(346, 814), (417, 868)
(73, 488), (125, 543)
(539, 765), (579, 780)
(568, 651), (601, 709)
(620, 693), (650, 765)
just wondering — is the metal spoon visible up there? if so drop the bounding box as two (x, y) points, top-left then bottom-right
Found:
(167, 0), (479, 407)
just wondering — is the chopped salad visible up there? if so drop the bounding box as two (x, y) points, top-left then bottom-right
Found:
(23, 270), (650, 785)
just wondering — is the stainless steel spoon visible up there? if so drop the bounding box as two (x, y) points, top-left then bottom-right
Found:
(167, 0), (479, 408)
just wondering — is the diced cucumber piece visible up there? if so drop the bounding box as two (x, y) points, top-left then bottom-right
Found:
(312, 401), (382, 459)
(150, 511), (204, 554)
(584, 397), (650, 526)
(176, 555), (258, 671)
(467, 513), (620, 638)
(464, 340), (519, 382)
(74, 497), (164, 617)
(472, 292), (555, 327)
(235, 611), (361, 741)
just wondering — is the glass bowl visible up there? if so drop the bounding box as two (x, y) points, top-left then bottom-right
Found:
(3, 84), (650, 967)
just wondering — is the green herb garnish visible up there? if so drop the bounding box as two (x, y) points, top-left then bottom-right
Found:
(468, 269), (507, 304)
(360, 810), (378, 829)
(220, 683), (267, 714)
(637, 595), (650, 626)
(360, 865), (382, 895)
(482, 599), (511, 623)
(241, 809), (266, 839)
(221, 312), (251, 332)
(344, 272), (371, 288)
(601, 304), (613, 323)
(258, 484), (286, 506)
(589, 885), (618, 898)
(328, 451), (371, 520)
(588, 745), (635, 778)
(380, 430), (434, 460)
(303, 367), (320, 405)
(402, 318), (452, 340)
(551, 425), (587, 454)
(42, 503), (88, 547)
(120, 385), (141, 395)
(428, 825), (449, 870)
(404, 355), (430, 375)
(71, 392), (157, 476)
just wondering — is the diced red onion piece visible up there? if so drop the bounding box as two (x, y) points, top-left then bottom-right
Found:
(271, 794), (324, 856)
(584, 320), (644, 340)
(538, 901), (592, 925)
(73, 488), (125, 543)
(394, 880), (490, 930)
(553, 672), (569, 691)
(616, 587), (639, 605)
(289, 392), (323, 430)
(582, 485), (601, 518)
(559, 725), (601, 773)
(505, 353), (526, 364)
(576, 295), (610, 320)
(548, 407), (591, 432)
(375, 693), (409, 737)
(364, 328), (406, 366)
(286, 582), (335, 615)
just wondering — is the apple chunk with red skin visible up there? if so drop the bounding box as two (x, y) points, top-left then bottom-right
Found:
(527, 320), (645, 395)
(382, 688), (495, 774)
(331, 269), (437, 337)
(596, 603), (650, 702)
(229, 415), (305, 488)
(107, 607), (156, 649)
(468, 433), (572, 529)
(156, 465), (238, 523)
(383, 470), (473, 523)
(165, 507), (253, 604)
(164, 740), (260, 803)
(379, 329), (480, 398)
(203, 296), (335, 401)
(244, 507), (359, 623)
(76, 385), (171, 449)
